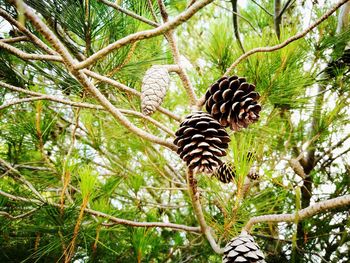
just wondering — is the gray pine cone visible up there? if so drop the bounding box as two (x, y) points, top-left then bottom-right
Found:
(141, 65), (170, 115)
(223, 234), (266, 263)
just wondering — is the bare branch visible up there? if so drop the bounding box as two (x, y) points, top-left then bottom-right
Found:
(187, 169), (224, 254)
(225, 0), (350, 75)
(243, 194), (350, 233)
(230, 0), (245, 53)
(98, 0), (159, 27)
(274, 0), (281, 39)
(74, 0), (214, 69)
(0, 41), (62, 61)
(337, 1), (350, 33)
(0, 96), (47, 110)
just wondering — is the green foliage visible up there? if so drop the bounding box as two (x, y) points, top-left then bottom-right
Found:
(1, 0), (350, 262)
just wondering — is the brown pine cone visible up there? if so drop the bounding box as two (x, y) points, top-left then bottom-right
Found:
(205, 76), (261, 131)
(174, 111), (230, 174)
(213, 162), (236, 183)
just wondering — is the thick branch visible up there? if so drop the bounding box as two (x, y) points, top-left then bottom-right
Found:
(274, 0), (281, 39)
(243, 194), (350, 233)
(230, 0), (245, 53)
(225, 0), (350, 75)
(187, 169), (224, 254)
(74, 0), (214, 69)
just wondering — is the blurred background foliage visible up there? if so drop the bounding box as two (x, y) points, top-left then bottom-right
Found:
(0, 0), (349, 262)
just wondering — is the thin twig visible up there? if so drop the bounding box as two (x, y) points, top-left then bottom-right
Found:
(157, 0), (198, 106)
(230, 0), (245, 53)
(243, 194), (350, 233)
(0, 81), (175, 136)
(250, 0), (273, 16)
(0, 189), (201, 233)
(0, 41), (62, 61)
(225, 0), (350, 75)
(98, 0), (159, 27)
(0, 208), (39, 220)
(74, 0), (214, 69)
(0, 35), (28, 43)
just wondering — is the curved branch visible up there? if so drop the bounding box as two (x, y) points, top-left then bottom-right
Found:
(74, 0), (214, 69)
(243, 194), (350, 233)
(187, 169), (224, 254)
(225, 0), (350, 75)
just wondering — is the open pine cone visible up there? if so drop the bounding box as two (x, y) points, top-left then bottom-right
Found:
(174, 111), (230, 174)
(223, 233), (266, 263)
(205, 76), (261, 131)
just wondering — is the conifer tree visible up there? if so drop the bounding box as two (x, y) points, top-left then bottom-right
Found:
(0, 0), (350, 262)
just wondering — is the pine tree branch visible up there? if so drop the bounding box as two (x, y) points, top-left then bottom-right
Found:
(0, 41), (62, 61)
(0, 8), (56, 55)
(187, 169), (224, 254)
(83, 69), (182, 122)
(147, 0), (159, 22)
(157, 0), (198, 106)
(230, 0), (245, 53)
(225, 0), (350, 75)
(0, 189), (201, 233)
(0, 208), (39, 220)
(0, 82), (175, 137)
(250, 0), (273, 17)
(274, 0), (281, 39)
(0, 158), (46, 203)
(243, 194), (350, 233)
(74, 0), (214, 69)
(98, 0), (159, 27)
(0, 36), (28, 43)
(12, 0), (177, 152)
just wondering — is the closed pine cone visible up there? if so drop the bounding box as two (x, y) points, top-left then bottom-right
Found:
(141, 65), (170, 115)
(205, 76), (261, 131)
(174, 111), (230, 174)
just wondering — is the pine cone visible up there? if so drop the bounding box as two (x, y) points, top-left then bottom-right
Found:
(205, 76), (261, 131)
(174, 111), (230, 174)
(247, 170), (260, 181)
(141, 65), (170, 115)
(223, 234), (266, 263)
(213, 162), (235, 183)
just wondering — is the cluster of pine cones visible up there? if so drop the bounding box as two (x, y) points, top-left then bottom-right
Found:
(141, 69), (264, 263)
(174, 75), (262, 182)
